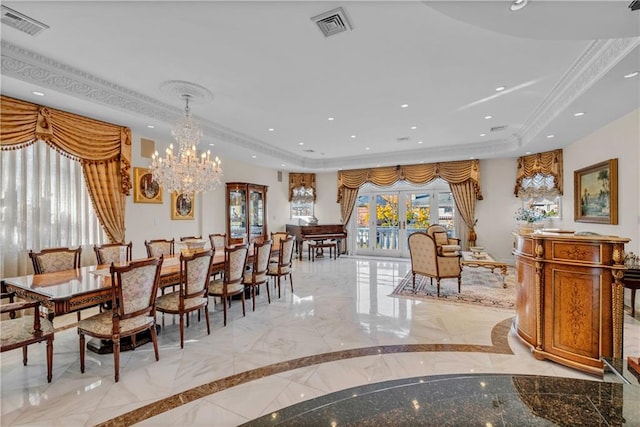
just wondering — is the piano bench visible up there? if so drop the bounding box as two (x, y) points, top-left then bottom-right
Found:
(308, 241), (337, 262)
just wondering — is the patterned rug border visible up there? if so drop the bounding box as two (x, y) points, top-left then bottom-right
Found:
(390, 268), (516, 310)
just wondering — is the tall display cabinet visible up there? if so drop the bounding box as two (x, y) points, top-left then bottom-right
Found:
(226, 182), (268, 245)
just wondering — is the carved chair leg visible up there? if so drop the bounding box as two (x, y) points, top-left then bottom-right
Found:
(46, 337), (53, 383)
(205, 306), (211, 336)
(151, 325), (159, 361)
(113, 339), (120, 382)
(79, 333), (85, 373)
(22, 346), (28, 366)
(180, 313), (185, 349)
(266, 282), (271, 304)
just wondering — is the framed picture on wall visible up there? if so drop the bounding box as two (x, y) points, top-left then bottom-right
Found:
(171, 192), (195, 220)
(574, 158), (618, 224)
(133, 167), (163, 203)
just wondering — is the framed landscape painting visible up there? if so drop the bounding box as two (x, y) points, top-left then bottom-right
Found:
(133, 167), (162, 203)
(574, 158), (618, 224)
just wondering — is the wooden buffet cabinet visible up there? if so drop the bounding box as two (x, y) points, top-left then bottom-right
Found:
(512, 231), (629, 376)
(226, 182), (268, 245)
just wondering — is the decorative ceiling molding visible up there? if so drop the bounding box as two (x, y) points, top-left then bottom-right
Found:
(518, 37), (640, 145)
(0, 40), (303, 166)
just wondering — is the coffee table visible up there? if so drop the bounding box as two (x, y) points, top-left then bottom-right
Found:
(460, 251), (508, 288)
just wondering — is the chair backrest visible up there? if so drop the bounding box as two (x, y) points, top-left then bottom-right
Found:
(208, 233), (227, 250)
(252, 239), (273, 279)
(110, 256), (163, 321)
(277, 236), (295, 268)
(180, 235), (202, 241)
(145, 239), (175, 257)
(29, 246), (82, 274)
(181, 249), (214, 298)
(270, 232), (289, 250)
(426, 225), (452, 247)
(94, 242), (132, 265)
(224, 244), (248, 285)
(408, 232), (438, 276)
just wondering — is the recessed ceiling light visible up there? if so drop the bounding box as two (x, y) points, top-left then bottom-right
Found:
(365, 147), (370, 150)
(484, 115), (492, 120)
(525, 151), (531, 155)
(351, 135), (356, 138)
(209, 143), (215, 146)
(410, 126), (417, 130)
(32, 91), (45, 96)
(299, 142), (304, 145)
(469, 157), (475, 160)
(495, 86), (505, 92)
(281, 163), (286, 167)
(401, 104), (409, 108)
(252, 155), (257, 159)
(328, 117), (334, 121)
(624, 71), (639, 78)
(480, 133), (486, 137)
(546, 134), (555, 139)
(268, 128), (275, 132)
(417, 141), (423, 144)
(146, 125), (155, 129)
(420, 161), (424, 164)
(573, 112), (585, 117)
(510, 0), (528, 12)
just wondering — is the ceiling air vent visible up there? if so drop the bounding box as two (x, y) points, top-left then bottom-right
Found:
(396, 136), (410, 142)
(303, 149), (316, 153)
(490, 125), (508, 132)
(311, 7), (352, 38)
(1, 6), (49, 36)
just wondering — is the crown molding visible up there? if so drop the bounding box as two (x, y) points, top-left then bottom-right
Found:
(518, 37), (640, 145)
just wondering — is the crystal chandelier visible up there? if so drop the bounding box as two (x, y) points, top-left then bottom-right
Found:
(150, 94), (223, 201)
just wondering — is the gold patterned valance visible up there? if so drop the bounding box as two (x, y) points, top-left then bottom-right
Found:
(1, 95), (132, 243)
(337, 160), (483, 202)
(289, 173), (316, 201)
(514, 149), (563, 197)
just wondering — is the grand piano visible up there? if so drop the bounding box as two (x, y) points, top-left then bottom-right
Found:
(286, 223), (347, 260)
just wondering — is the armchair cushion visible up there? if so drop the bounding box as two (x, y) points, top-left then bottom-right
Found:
(433, 231), (450, 246)
(440, 244), (461, 255)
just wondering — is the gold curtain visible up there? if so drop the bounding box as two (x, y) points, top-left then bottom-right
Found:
(1, 96), (132, 242)
(514, 149), (563, 196)
(288, 173), (316, 201)
(337, 159), (483, 202)
(449, 181), (478, 249)
(339, 187), (359, 226)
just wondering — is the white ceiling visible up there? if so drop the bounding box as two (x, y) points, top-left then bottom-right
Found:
(1, 1), (639, 172)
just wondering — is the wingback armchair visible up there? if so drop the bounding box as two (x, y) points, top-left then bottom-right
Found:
(408, 231), (461, 296)
(426, 225), (461, 256)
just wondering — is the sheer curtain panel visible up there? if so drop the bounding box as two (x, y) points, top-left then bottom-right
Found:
(1, 143), (106, 277)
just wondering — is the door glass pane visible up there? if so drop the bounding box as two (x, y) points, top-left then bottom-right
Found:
(437, 191), (455, 236)
(375, 194), (399, 250)
(229, 189), (246, 242)
(249, 190), (263, 241)
(356, 195), (371, 249)
(406, 193), (430, 238)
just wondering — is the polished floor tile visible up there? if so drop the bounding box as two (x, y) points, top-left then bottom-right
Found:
(1, 256), (638, 426)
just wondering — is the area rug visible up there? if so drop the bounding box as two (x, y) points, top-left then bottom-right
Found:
(390, 267), (515, 310)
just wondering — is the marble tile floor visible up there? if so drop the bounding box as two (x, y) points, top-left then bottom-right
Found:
(1, 257), (638, 426)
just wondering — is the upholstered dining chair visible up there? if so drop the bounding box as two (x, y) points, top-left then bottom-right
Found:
(208, 244), (248, 326)
(29, 246), (82, 274)
(29, 246), (82, 319)
(267, 235), (295, 298)
(1, 293), (54, 383)
(269, 231), (289, 263)
(242, 239), (273, 311)
(408, 232), (461, 296)
(144, 239), (175, 257)
(93, 242), (132, 265)
(77, 256), (163, 382)
(426, 225), (461, 256)
(156, 249), (214, 348)
(208, 233), (227, 250)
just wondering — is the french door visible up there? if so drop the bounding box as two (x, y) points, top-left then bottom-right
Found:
(353, 182), (455, 258)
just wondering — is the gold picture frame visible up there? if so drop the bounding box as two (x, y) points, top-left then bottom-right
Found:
(574, 158), (618, 224)
(133, 167), (163, 203)
(171, 192), (195, 220)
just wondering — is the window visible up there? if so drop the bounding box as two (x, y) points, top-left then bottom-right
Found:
(1, 142), (106, 277)
(290, 186), (314, 219)
(519, 173), (561, 218)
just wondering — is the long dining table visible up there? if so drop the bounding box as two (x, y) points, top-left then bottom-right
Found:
(1, 252), (226, 321)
